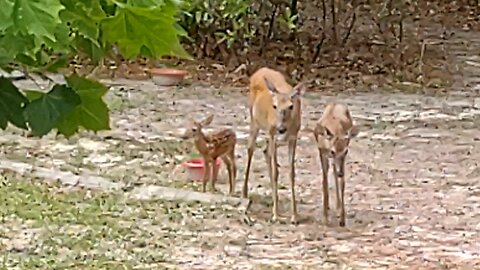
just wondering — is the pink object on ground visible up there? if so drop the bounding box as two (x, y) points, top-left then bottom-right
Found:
(183, 158), (222, 182)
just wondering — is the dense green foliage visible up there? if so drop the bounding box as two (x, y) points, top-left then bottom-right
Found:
(0, 0), (190, 137)
(179, 0), (297, 57)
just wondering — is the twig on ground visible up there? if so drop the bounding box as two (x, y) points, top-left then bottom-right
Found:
(419, 39), (444, 76)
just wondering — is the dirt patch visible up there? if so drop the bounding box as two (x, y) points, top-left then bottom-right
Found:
(1, 77), (480, 268)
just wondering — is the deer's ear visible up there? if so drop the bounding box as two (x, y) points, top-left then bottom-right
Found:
(200, 114), (214, 127)
(314, 125), (325, 135)
(187, 117), (197, 126)
(346, 125), (359, 139)
(315, 125), (332, 138)
(264, 77), (278, 94)
(291, 82), (306, 99)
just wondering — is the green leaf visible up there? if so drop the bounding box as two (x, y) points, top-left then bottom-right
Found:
(0, 0), (14, 31)
(23, 90), (44, 101)
(0, 47), (12, 67)
(0, 77), (29, 129)
(66, 74), (108, 98)
(42, 24), (72, 53)
(15, 53), (37, 66)
(11, 0), (63, 41)
(23, 84), (81, 136)
(55, 75), (110, 137)
(127, 0), (164, 7)
(0, 110), (6, 129)
(0, 31), (36, 58)
(34, 49), (50, 66)
(174, 22), (189, 38)
(72, 34), (105, 63)
(59, 0), (106, 42)
(100, 0), (117, 16)
(101, 2), (191, 59)
(43, 56), (69, 73)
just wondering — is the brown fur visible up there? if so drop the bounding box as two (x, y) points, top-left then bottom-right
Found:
(243, 67), (306, 224)
(181, 115), (237, 194)
(312, 103), (359, 227)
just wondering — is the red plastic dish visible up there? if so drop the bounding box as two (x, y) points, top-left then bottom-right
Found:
(183, 158), (222, 182)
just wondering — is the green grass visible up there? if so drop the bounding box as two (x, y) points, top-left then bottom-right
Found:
(0, 175), (195, 269)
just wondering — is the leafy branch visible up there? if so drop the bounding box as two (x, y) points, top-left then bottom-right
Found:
(0, 0), (191, 137)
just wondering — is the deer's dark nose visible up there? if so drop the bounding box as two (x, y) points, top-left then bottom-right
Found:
(278, 127), (287, 134)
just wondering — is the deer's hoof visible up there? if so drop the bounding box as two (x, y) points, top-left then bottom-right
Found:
(268, 215), (279, 224)
(323, 218), (329, 227)
(290, 215), (299, 225)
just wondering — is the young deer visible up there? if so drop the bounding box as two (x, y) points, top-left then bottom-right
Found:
(311, 103), (359, 227)
(243, 67), (306, 224)
(181, 115), (237, 194)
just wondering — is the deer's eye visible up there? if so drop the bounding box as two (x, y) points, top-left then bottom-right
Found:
(192, 128), (197, 132)
(288, 104), (294, 110)
(325, 128), (333, 138)
(273, 105), (277, 109)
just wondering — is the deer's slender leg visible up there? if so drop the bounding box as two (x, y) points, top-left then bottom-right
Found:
(262, 143), (272, 181)
(211, 158), (220, 192)
(202, 159), (212, 193)
(288, 137), (298, 224)
(229, 145), (237, 194)
(319, 148), (330, 226)
(222, 155), (234, 195)
(333, 163), (341, 211)
(269, 133), (280, 222)
(338, 156), (347, 227)
(243, 122), (259, 198)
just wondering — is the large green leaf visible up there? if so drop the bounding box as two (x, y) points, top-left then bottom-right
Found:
(0, 0), (14, 31)
(66, 74), (108, 98)
(0, 77), (29, 129)
(0, 47), (13, 67)
(127, 0), (164, 7)
(42, 24), (72, 53)
(23, 84), (81, 136)
(11, 0), (63, 41)
(0, 31), (36, 58)
(59, 0), (106, 43)
(101, 2), (191, 59)
(23, 89), (44, 101)
(55, 75), (110, 137)
(0, 108), (6, 129)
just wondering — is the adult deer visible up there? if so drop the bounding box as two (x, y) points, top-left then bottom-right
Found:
(311, 103), (359, 227)
(243, 67), (306, 224)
